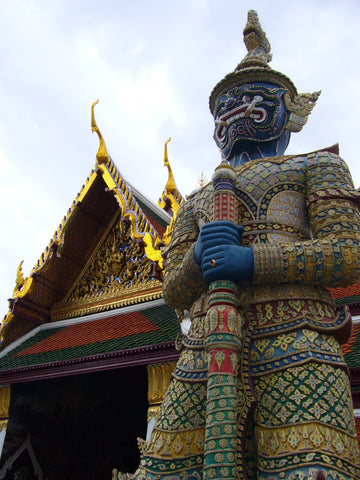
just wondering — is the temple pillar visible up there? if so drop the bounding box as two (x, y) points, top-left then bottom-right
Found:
(146, 362), (175, 441)
(0, 386), (10, 459)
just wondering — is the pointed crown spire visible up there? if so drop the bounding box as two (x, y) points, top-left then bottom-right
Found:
(237, 9), (272, 70)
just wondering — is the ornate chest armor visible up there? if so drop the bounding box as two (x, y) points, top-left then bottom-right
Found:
(235, 156), (310, 245)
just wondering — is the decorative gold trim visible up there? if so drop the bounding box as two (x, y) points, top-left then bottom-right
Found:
(13, 261), (25, 294)
(163, 138), (176, 194)
(0, 420), (8, 433)
(0, 386), (10, 422)
(147, 427), (205, 457)
(92, 101), (164, 268)
(52, 205), (163, 320)
(22, 172), (98, 284)
(256, 422), (360, 463)
(158, 138), (184, 218)
(98, 157), (164, 267)
(284, 90), (321, 133)
(147, 362), (176, 421)
(162, 215), (176, 248)
(91, 99), (109, 165)
(52, 283), (163, 321)
(147, 405), (161, 422)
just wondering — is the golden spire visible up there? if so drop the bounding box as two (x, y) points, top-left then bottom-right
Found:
(197, 171), (208, 188)
(91, 99), (109, 165)
(158, 138), (185, 246)
(163, 137), (176, 194)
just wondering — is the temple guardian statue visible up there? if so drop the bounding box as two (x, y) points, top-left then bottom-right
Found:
(124, 10), (360, 480)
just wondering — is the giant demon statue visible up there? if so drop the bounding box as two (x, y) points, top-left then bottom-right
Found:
(129, 10), (360, 480)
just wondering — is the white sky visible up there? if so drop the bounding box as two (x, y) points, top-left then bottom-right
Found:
(0, 0), (359, 318)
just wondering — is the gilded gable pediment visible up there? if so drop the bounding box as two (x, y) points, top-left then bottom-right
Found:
(52, 214), (162, 321)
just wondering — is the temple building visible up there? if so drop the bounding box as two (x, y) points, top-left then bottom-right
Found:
(0, 102), (360, 479)
(0, 103), (185, 479)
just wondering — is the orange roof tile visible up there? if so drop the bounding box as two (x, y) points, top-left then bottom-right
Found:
(342, 324), (360, 355)
(329, 282), (360, 300)
(15, 312), (159, 356)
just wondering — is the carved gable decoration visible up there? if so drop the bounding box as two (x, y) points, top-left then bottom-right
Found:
(52, 214), (163, 320)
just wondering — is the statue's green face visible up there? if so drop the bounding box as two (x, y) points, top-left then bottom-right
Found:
(213, 82), (289, 160)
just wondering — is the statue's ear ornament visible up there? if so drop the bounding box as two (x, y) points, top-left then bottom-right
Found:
(284, 90), (321, 132)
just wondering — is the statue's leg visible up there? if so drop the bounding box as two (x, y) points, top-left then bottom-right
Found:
(127, 315), (207, 480)
(251, 328), (360, 480)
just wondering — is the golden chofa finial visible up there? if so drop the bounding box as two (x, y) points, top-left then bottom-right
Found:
(13, 260), (25, 294)
(91, 99), (109, 165)
(163, 137), (176, 194)
(164, 137), (171, 165)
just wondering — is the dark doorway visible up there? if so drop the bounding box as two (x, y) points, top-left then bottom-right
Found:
(0, 366), (148, 480)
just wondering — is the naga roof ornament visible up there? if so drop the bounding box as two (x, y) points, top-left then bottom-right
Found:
(158, 138), (184, 217)
(162, 138), (176, 195)
(158, 138), (184, 246)
(91, 99), (110, 165)
(209, 9), (320, 133)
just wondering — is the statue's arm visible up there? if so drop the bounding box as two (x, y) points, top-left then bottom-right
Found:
(162, 198), (204, 310)
(253, 152), (360, 288)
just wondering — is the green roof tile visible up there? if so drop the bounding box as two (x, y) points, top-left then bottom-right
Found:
(0, 304), (180, 372)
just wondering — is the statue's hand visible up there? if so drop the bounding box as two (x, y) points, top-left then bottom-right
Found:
(193, 221), (253, 284)
(194, 221), (243, 266)
(201, 244), (254, 284)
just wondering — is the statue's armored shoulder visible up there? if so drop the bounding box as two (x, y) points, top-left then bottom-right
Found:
(278, 150), (351, 183)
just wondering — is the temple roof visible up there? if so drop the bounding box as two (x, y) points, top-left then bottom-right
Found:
(0, 300), (180, 385)
(330, 282), (360, 308)
(1, 104), (172, 351)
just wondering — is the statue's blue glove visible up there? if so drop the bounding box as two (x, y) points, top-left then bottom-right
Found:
(201, 244), (254, 284)
(193, 221), (243, 266)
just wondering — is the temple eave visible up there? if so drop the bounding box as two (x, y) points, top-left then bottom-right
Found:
(0, 342), (179, 386)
